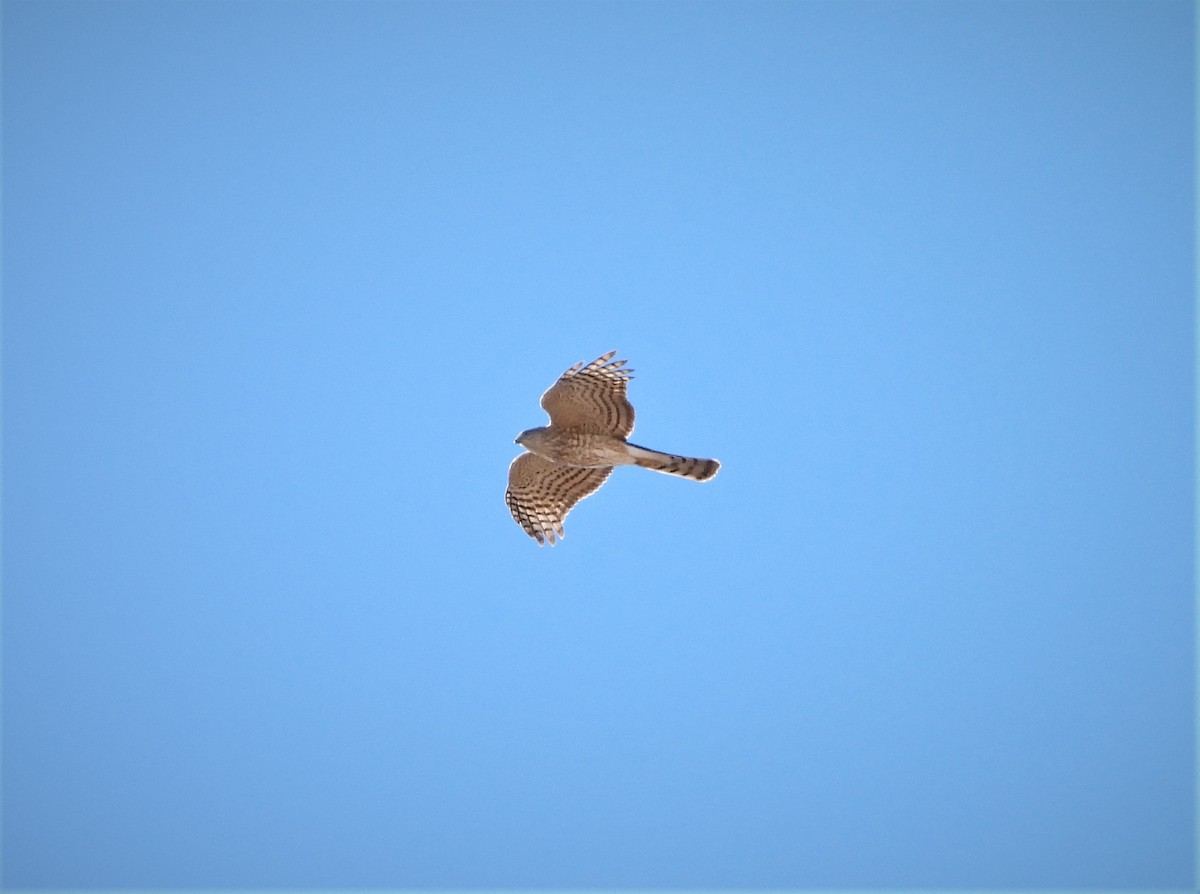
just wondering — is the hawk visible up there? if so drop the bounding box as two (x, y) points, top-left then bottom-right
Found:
(506, 351), (719, 545)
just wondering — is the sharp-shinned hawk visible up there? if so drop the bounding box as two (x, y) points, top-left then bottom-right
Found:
(506, 351), (720, 545)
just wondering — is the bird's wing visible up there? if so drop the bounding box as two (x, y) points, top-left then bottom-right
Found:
(505, 453), (613, 545)
(539, 350), (635, 437)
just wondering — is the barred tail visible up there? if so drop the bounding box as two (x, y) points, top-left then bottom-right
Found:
(626, 443), (720, 481)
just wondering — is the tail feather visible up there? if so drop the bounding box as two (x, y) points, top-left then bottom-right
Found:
(627, 443), (720, 481)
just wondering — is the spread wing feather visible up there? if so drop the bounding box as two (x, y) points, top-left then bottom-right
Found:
(505, 453), (613, 546)
(539, 350), (635, 437)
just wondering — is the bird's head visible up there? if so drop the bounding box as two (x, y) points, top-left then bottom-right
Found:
(515, 427), (546, 448)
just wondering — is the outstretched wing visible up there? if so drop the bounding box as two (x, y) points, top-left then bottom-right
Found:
(505, 453), (613, 546)
(540, 350), (635, 437)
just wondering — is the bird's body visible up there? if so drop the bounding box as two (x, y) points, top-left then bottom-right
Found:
(516, 427), (636, 468)
(506, 351), (719, 545)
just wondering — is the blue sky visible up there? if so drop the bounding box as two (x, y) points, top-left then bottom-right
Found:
(2, 0), (1193, 888)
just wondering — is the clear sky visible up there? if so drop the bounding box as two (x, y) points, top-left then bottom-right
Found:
(3, 0), (1193, 888)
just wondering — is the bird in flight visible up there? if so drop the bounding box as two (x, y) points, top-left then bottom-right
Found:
(506, 351), (719, 545)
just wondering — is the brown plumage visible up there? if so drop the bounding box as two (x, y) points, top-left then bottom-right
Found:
(506, 351), (720, 545)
